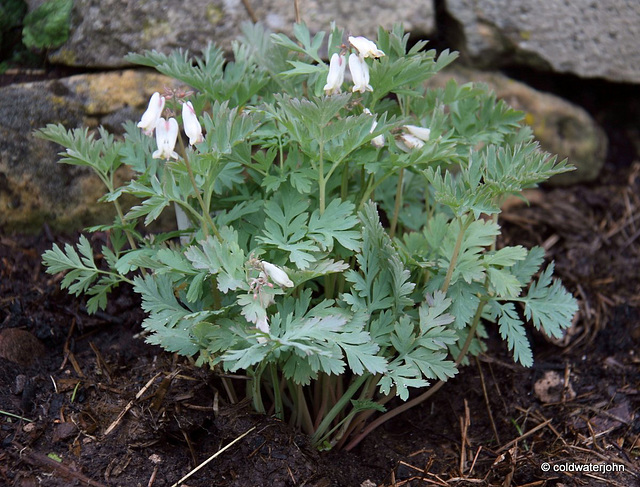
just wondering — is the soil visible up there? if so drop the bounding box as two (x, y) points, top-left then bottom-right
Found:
(1, 158), (639, 487)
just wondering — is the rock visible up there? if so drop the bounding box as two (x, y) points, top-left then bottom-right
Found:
(256, 0), (434, 42)
(0, 328), (45, 366)
(444, 0), (640, 83)
(533, 370), (576, 403)
(0, 71), (176, 233)
(53, 421), (78, 442)
(47, 0), (435, 68)
(427, 66), (607, 185)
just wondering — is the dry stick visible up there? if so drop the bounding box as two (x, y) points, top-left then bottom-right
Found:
(104, 372), (162, 435)
(170, 426), (256, 487)
(459, 398), (470, 476)
(475, 356), (501, 444)
(293, 0), (301, 24)
(496, 418), (552, 453)
(241, 0), (258, 23)
(12, 442), (107, 487)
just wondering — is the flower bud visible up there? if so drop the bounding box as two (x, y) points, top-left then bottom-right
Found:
(349, 54), (373, 93)
(137, 92), (165, 136)
(363, 108), (385, 147)
(261, 261), (294, 288)
(323, 53), (346, 95)
(182, 101), (204, 145)
(152, 117), (180, 160)
(348, 36), (385, 59)
(400, 133), (425, 150)
(404, 125), (431, 142)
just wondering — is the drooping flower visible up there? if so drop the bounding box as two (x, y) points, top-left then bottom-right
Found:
(182, 101), (204, 145)
(364, 108), (385, 148)
(137, 92), (165, 136)
(400, 133), (425, 150)
(348, 36), (385, 59)
(152, 117), (179, 160)
(256, 315), (270, 334)
(261, 261), (294, 288)
(404, 125), (431, 142)
(349, 53), (373, 93)
(323, 53), (346, 95)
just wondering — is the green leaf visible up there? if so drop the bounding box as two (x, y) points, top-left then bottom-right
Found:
(133, 274), (212, 356)
(256, 189), (319, 269)
(184, 228), (247, 293)
(492, 302), (532, 367)
(520, 263), (578, 339)
(307, 199), (361, 252)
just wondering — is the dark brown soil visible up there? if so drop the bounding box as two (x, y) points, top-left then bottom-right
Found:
(1, 161), (639, 487)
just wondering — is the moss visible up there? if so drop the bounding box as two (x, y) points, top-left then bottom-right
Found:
(51, 47), (77, 65)
(206, 4), (224, 25)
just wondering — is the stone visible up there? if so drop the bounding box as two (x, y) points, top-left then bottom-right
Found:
(426, 66), (608, 185)
(0, 71), (176, 233)
(0, 328), (45, 366)
(444, 0), (640, 83)
(46, 0), (435, 68)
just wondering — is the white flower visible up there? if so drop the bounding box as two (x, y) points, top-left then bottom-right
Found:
(137, 92), (165, 136)
(349, 53), (372, 93)
(261, 261), (294, 288)
(348, 36), (385, 59)
(323, 53), (346, 95)
(404, 125), (431, 141)
(152, 117), (180, 160)
(182, 101), (204, 145)
(400, 133), (425, 150)
(363, 108), (385, 147)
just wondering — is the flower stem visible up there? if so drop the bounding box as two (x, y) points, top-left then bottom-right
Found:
(270, 363), (284, 420)
(178, 136), (222, 240)
(389, 168), (405, 238)
(311, 373), (369, 447)
(442, 214), (473, 293)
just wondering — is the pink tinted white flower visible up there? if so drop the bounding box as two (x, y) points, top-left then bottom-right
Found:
(137, 92), (165, 136)
(404, 125), (431, 141)
(152, 117), (179, 160)
(261, 261), (294, 288)
(323, 53), (346, 95)
(348, 36), (385, 59)
(182, 101), (204, 145)
(349, 53), (372, 93)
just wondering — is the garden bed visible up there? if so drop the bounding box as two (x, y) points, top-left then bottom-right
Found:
(1, 160), (638, 486)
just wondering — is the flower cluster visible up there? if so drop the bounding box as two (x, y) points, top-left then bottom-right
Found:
(137, 92), (204, 160)
(323, 35), (385, 95)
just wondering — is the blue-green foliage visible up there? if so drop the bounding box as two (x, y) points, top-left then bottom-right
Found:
(37, 22), (578, 446)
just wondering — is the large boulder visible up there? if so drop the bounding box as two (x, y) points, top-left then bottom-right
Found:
(48, 0), (435, 68)
(0, 71), (174, 233)
(444, 0), (640, 83)
(427, 67), (607, 185)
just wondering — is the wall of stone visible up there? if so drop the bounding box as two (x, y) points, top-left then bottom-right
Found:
(1, 0), (638, 232)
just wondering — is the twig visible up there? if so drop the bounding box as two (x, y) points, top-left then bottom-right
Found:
(104, 372), (162, 435)
(11, 442), (106, 487)
(496, 419), (552, 453)
(241, 0), (258, 23)
(476, 356), (500, 444)
(170, 426), (256, 487)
